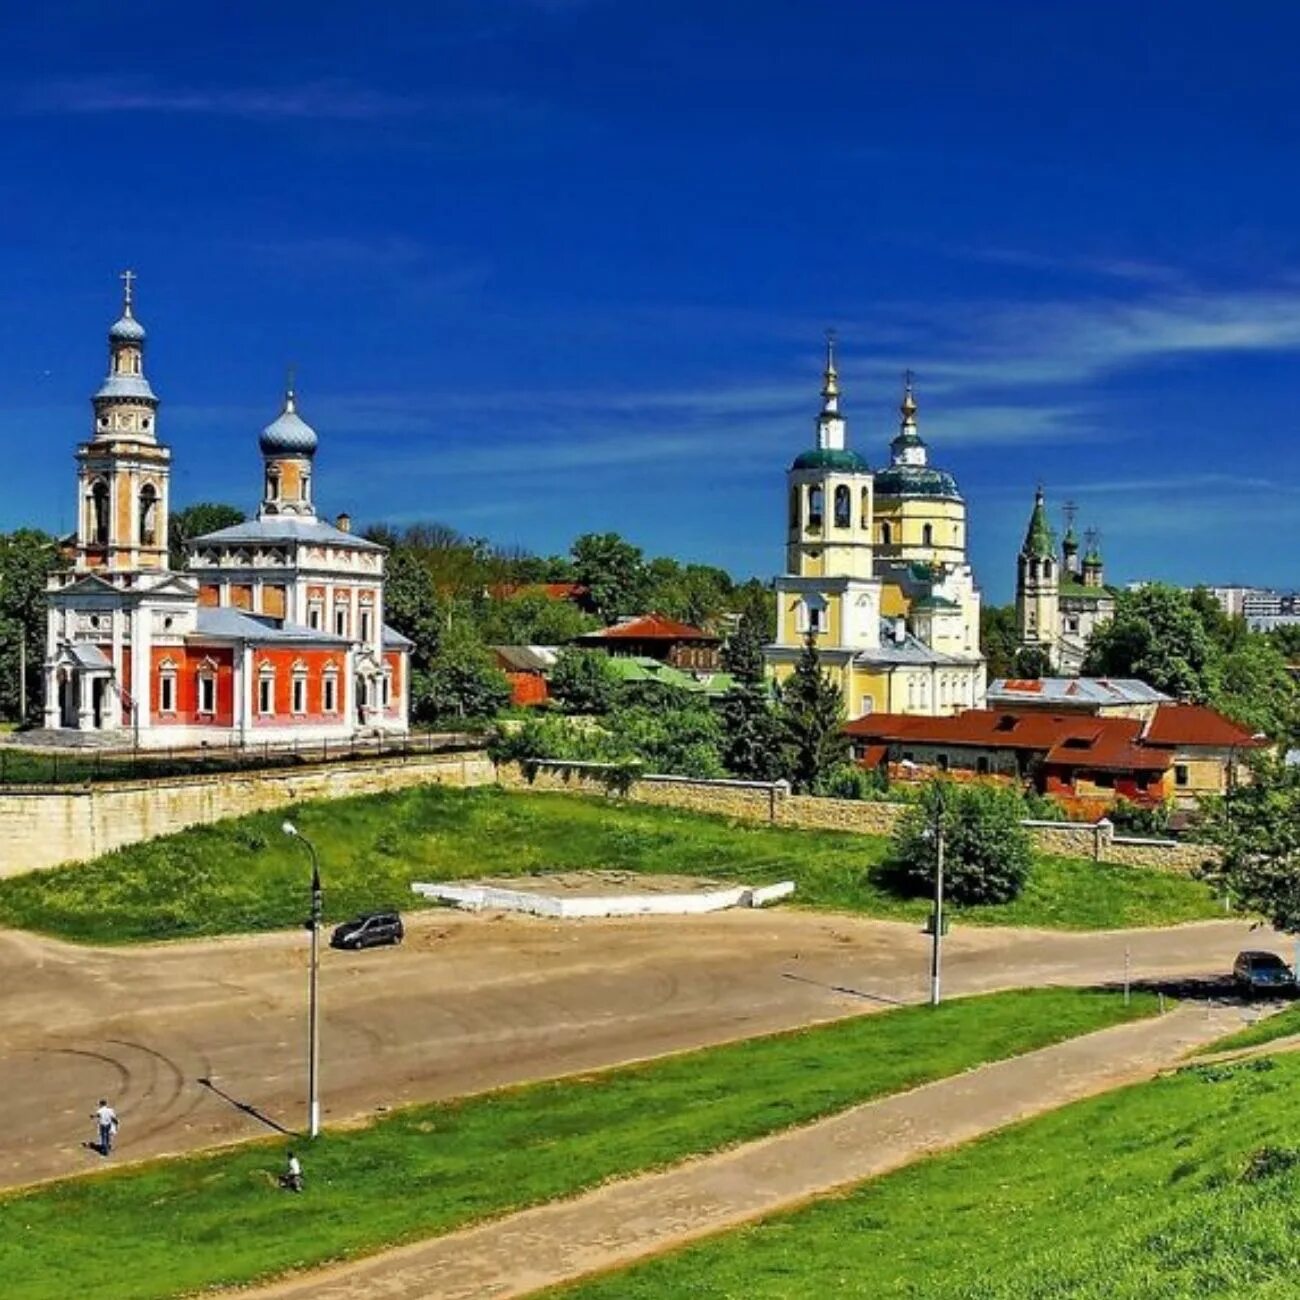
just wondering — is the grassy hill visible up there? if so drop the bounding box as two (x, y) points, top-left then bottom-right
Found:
(557, 1049), (1300, 1299)
(0, 785), (1223, 943)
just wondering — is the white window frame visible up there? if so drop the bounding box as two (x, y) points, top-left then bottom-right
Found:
(258, 667), (275, 716)
(382, 667), (393, 708)
(359, 607), (373, 642)
(291, 660), (308, 716)
(197, 672), (216, 715)
(159, 670), (177, 714)
(323, 668), (339, 714)
(334, 604), (348, 637)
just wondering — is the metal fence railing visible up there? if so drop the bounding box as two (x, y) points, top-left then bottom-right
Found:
(0, 730), (487, 787)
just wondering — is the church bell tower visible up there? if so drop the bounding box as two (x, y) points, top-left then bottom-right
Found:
(75, 270), (171, 573)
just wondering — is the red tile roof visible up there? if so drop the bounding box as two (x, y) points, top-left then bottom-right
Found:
(582, 613), (719, 643)
(1144, 704), (1267, 749)
(849, 702), (1270, 773)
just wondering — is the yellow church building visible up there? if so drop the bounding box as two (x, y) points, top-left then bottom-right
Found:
(765, 339), (986, 718)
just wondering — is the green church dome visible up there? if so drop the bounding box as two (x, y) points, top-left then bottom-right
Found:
(790, 447), (870, 473)
(873, 464), (962, 500)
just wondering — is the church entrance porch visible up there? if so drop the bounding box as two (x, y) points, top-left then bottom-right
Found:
(46, 645), (119, 734)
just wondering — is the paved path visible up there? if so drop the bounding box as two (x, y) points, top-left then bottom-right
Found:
(0, 910), (1272, 1189)
(232, 1001), (1239, 1300)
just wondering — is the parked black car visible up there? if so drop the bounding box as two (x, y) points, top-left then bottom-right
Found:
(1232, 950), (1295, 997)
(330, 911), (404, 951)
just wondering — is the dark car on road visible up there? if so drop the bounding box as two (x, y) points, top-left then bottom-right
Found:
(1232, 950), (1295, 997)
(330, 911), (404, 951)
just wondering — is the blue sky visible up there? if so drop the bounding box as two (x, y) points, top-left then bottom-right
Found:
(3, 1), (1300, 602)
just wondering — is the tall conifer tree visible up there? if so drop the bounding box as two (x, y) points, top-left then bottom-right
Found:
(719, 611), (784, 780)
(778, 634), (849, 792)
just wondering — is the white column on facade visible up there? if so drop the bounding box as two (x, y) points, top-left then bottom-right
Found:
(238, 641), (254, 744)
(76, 672), (93, 731)
(43, 665), (59, 729)
(133, 604), (152, 734)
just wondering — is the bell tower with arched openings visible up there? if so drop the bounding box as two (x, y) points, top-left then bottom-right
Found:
(75, 270), (171, 573)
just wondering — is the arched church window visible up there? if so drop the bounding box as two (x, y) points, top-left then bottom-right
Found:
(922, 523), (934, 547)
(139, 484), (159, 546)
(301, 473), (311, 502)
(833, 485), (851, 529)
(880, 521), (893, 546)
(265, 471), (279, 502)
(91, 480), (110, 546)
(788, 487), (800, 531)
(808, 486), (824, 530)
(860, 487), (870, 528)
(1043, 559), (1053, 579)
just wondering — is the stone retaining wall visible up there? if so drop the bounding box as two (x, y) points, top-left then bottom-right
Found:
(497, 761), (1216, 873)
(0, 750), (495, 877)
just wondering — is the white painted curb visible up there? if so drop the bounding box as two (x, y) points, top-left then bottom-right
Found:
(410, 879), (796, 918)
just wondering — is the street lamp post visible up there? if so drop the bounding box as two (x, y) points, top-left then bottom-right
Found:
(283, 820), (322, 1138)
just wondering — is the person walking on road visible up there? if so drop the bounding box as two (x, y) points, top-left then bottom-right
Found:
(93, 1100), (118, 1156)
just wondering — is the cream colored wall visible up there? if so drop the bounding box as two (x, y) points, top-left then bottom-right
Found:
(497, 763), (1217, 873)
(874, 497), (966, 564)
(0, 750), (494, 877)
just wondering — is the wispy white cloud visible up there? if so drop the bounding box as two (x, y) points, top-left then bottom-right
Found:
(901, 284), (1300, 393)
(955, 245), (1188, 288)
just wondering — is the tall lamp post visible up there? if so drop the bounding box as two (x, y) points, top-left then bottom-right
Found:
(282, 820), (323, 1138)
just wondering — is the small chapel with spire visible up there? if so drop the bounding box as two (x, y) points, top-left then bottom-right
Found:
(765, 337), (985, 718)
(42, 274), (411, 743)
(1013, 487), (1116, 675)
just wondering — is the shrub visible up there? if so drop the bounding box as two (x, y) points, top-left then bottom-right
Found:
(1109, 797), (1171, 836)
(889, 781), (1034, 906)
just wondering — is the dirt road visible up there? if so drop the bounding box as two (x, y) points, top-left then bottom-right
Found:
(0, 908), (1273, 1189)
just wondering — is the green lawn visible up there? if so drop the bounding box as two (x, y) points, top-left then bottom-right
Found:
(0, 785), (1223, 943)
(0, 988), (1154, 1300)
(556, 1051), (1300, 1300)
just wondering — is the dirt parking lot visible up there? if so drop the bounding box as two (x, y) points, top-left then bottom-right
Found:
(0, 906), (1275, 1190)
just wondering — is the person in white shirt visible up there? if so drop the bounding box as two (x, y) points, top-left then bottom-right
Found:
(282, 1151), (303, 1193)
(93, 1100), (118, 1155)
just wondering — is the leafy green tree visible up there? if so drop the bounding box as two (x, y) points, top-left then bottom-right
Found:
(571, 532), (648, 623)
(1214, 638), (1300, 744)
(1200, 755), (1300, 932)
(382, 544), (445, 692)
(1268, 623), (1300, 663)
(1189, 586), (1248, 654)
(476, 591), (598, 646)
(420, 626), (511, 723)
(1012, 645), (1050, 680)
(607, 698), (725, 778)
(1082, 584), (1218, 699)
(549, 648), (621, 714)
(777, 635), (849, 793)
(645, 558), (734, 629)
(891, 781), (1033, 906)
(980, 604), (1021, 680)
(0, 530), (61, 722)
(719, 612), (784, 780)
(169, 503), (245, 569)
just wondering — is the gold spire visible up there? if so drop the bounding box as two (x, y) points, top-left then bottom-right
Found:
(821, 328), (839, 400)
(899, 369), (918, 432)
(120, 268), (136, 315)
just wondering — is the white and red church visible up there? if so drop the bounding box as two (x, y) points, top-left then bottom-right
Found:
(43, 274), (411, 746)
